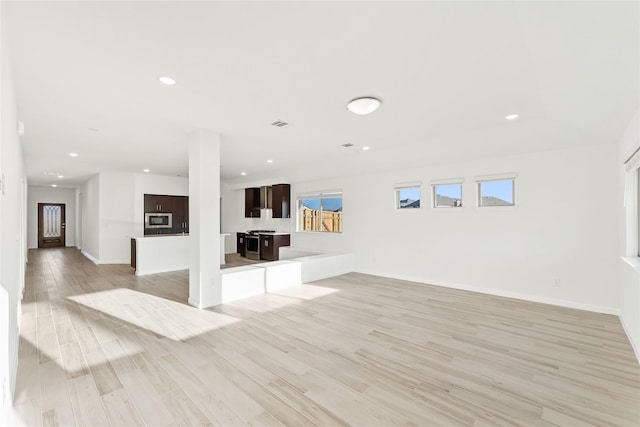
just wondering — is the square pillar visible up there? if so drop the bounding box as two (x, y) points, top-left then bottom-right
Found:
(188, 129), (221, 308)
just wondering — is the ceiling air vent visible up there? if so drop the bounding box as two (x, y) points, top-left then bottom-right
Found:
(341, 143), (354, 148)
(271, 121), (288, 128)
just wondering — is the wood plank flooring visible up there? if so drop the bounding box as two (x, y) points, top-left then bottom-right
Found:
(11, 247), (640, 426)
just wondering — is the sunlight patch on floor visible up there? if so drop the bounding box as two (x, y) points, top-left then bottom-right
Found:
(67, 288), (240, 341)
(273, 283), (340, 300)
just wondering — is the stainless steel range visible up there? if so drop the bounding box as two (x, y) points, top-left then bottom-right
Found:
(244, 230), (275, 260)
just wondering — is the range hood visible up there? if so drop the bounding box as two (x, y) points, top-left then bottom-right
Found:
(259, 186), (272, 209)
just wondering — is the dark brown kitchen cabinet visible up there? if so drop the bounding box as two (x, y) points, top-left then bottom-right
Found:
(245, 188), (261, 218)
(271, 184), (290, 218)
(236, 232), (246, 257)
(144, 194), (173, 213)
(259, 234), (290, 261)
(144, 194), (189, 235)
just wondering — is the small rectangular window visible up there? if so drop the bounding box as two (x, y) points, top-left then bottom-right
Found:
(395, 186), (421, 209)
(433, 183), (462, 208)
(478, 179), (515, 207)
(298, 192), (342, 233)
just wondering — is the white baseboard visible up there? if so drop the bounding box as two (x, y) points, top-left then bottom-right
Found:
(98, 259), (129, 265)
(187, 297), (219, 309)
(81, 250), (99, 265)
(355, 270), (621, 316)
(619, 314), (640, 365)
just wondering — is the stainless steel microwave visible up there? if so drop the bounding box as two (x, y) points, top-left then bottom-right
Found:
(145, 212), (172, 229)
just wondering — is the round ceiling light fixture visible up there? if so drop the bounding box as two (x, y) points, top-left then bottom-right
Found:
(143, 169), (150, 173)
(347, 97), (382, 115)
(505, 114), (519, 120)
(159, 76), (176, 86)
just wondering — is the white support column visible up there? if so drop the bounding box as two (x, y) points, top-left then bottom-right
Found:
(188, 129), (221, 309)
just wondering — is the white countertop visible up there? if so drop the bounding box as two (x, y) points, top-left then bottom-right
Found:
(131, 233), (189, 239)
(133, 233), (231, 239)
(239, 232), (290, 236)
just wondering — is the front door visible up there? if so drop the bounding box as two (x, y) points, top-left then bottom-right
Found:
(38, 203), (66, 248)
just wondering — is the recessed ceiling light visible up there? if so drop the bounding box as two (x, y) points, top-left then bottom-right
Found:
(362, 146), (371, 151)
(266, 159), (273, 164)
(347, 97), (382, 115)
(159, 76), (176, 86)
(505, 114), (519, 120)
(51, 184), (57, 187)
(57, 175), (64, 178)
(241, 172), (247, 176)
(143, 169), (150, 173)
(69, 153), (79, 157)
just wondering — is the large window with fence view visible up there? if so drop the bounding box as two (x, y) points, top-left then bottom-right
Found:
(298, 192), (343, 233)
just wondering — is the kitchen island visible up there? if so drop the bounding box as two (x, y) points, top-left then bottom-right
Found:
(131, 233), (229, 276)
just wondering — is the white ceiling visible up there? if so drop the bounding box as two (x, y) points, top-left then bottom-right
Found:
(4, 1), (638, 187)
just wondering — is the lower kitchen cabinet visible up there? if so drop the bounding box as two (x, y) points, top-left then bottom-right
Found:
(237, 232), (246, 257)
(259, 234), (290, 261)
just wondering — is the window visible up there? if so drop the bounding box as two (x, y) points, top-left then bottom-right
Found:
(432, 181), (463, 208)
(394, 182), (421, 209)
(476, 174), (516, 207)
(298, 191), (342, 233)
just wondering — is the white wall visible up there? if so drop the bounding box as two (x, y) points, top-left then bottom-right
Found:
(225, 143), (621, 314)
(26, 185), (76, 249)
(78, 172), (189, 264)
(80, 175), (100, 261)
(618, 110), (640, 361)
(98, 172), (134, 264)
(0, 17), (27, 419)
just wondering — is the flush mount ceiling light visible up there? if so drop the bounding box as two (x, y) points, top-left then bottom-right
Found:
(266, 159), (273, 164)
(143, 169), (150, 173)
(505, 114), (519, 120)
(362, 146), (371, 151)
(57, 175), (64, 179)
(347, 97), (382, 115)
(241, 172), (247, 176)
(51, 184), (57, 187)
(159, 76), (176, 86)
(69, 152), (79, 157)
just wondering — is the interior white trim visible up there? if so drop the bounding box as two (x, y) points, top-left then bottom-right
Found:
(393, 181), (422, 189)
(80, 250), (99, 265)
(619, 313), (640, 365)
(297, 190), (343, 199)
(624, 145), (640, 172)
(474, 172), (518, 182)
(430, 177), (464, 185)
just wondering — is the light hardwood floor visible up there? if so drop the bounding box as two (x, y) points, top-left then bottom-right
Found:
(11, 247), (640, 426)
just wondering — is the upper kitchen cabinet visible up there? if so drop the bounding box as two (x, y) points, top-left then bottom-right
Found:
(144, 194), (172, 212)
(245, 187), (261, 218)
(144, 194), (189, 235)
(271, 184), (291, 218)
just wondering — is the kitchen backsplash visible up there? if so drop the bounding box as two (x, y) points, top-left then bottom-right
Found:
(239, 209), (295, 233)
